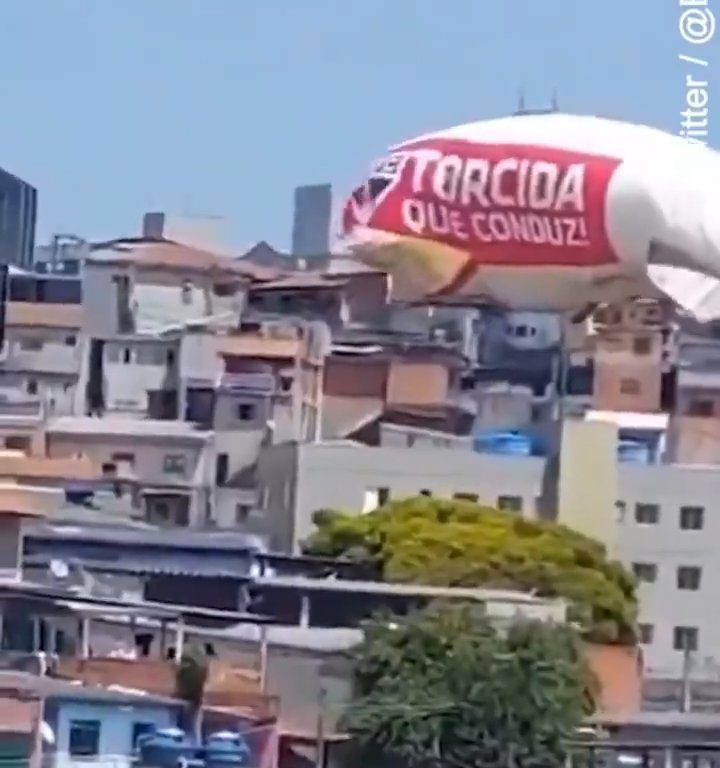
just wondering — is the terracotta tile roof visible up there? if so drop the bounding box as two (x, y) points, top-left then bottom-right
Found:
(586, 643), (643, 716)
(216, 334), (300, 360)
(5, 302), (82, 329)
(89, 238), (276, 280)
(250, 273), (348, 291)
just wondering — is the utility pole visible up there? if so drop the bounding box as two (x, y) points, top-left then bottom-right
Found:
(315, 687), (326, 768)
(680, 644), (693, 712)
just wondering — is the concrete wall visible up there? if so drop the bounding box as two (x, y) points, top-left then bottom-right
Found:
(3, 327), (80, 378)
(0, 373), (76, 417)
(557, 419), (619, 555)
(51, 700), (179, 768)
(258, 442), (547, 553)
(46, 434), (214, 525)
(102, 339), (178, 416)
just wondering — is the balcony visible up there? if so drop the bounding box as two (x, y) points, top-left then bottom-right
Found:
(3, 342), (79, 377)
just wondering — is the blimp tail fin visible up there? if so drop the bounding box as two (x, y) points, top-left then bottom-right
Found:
(648, 264), (720, 323)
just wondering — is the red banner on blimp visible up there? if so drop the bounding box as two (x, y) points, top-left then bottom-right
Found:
(347, 138), (622, 268)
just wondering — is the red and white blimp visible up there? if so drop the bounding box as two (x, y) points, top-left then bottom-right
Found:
(339, 113), (720, 322)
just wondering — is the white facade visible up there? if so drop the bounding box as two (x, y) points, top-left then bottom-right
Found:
(617, 463), (720, 680)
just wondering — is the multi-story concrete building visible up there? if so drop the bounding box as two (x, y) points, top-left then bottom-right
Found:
(44, 416), (216, 527)
(0, 302), (83, 415)
(252, 415), (720, 680)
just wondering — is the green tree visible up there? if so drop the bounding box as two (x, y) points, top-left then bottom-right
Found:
(345, 602), (595, 768)
(304, 496), (637, 643)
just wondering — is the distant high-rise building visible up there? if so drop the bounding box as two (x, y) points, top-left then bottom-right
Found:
(291, 184), (332, 257)
(0, 167), (37, 270)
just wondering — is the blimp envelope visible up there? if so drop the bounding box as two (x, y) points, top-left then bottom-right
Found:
(338, 113), (720, 321)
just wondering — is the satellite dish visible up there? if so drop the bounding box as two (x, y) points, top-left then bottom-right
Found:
(49, 559), (69, 580)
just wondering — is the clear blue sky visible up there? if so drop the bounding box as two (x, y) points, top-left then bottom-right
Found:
(0, 0), (710, 251)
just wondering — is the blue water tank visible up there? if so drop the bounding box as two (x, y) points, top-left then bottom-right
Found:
(473, 430), (533, 457)
(617, 439), (651, 465)
(138, 727), (199, 768)
(203, 731), (250, 768)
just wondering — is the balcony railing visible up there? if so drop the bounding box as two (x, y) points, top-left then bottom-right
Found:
(218, 373), (276, 395)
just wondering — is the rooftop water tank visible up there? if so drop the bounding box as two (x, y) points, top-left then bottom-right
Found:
(204, 731), (251, 768)
(137, 727), (199, 768)
(473, 430), (533, 457)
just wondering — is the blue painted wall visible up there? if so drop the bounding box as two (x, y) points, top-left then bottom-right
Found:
(44, 698), (181, 768)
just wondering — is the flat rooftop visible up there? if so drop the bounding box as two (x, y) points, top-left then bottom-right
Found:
(0, 670), (182, 707)
(46, 416), (213, 441)
(252, 575), (560, 605)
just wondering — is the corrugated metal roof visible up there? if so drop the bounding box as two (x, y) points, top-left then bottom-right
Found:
(25, 521), (267, 552)
(252, 575), (558, 605)
(89, 238), (271, 279)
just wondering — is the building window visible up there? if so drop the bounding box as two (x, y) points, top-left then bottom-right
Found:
(635, 503), (659, 525)
(216, 453), (229, 486)
(454, 493), (479, 502)
(677, 566), (702, 591)
(64, 335), (77, 346)
(181, 280), (193, 304)
(638, 623), (654, 645)
(111, 452), (135, 466)
(497, 495), (523, 513)
(615, 500), (627, 523)
(620, 378), (640, 395)
(26, 378), (38, 396)
(69, 719), (101, 757)
(632, 562), (658, 583)
(687, 399), (714, 417)
(19, 337), (43, 351)
(131, 722), (154, 751)
(680, 506), (704, 530)
(632, 336), (652, 355)
(674, 626), (699, 652)
(237, 403), (256, 421)
(163, 454), (187, 475)
(123, 347), (132, 364)
(236, 504), (251, 524)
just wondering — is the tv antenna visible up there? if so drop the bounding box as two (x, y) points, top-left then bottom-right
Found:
(513, 88), (560, 116)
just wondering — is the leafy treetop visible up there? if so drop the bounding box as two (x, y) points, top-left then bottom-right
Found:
(345, 602), (596, 768)
(305, 496), (637, 644)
